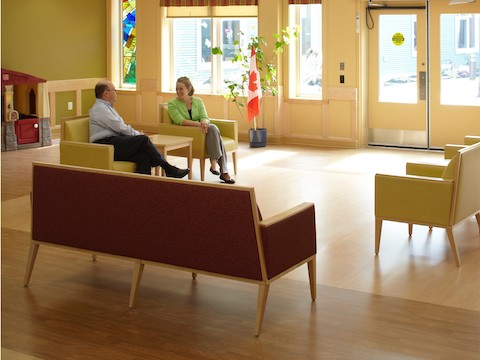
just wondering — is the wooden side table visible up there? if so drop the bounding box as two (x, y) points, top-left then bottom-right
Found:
(149, 134), (193, 179)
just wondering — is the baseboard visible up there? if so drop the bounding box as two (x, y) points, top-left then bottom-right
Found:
(238, 132), (358, 148)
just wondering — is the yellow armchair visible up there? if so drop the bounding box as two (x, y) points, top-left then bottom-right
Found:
(60, 116), (136, 172)
(375, 142), (480, 267)
(444, 135), (480, 159)
(406, 135), (480, 177)
(158, 104), (238, 181)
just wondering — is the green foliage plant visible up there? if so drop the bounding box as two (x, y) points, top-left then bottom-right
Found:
(212, 26), (300, 128)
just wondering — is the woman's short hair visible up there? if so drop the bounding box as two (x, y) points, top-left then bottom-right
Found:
(177, 77), (195, 96)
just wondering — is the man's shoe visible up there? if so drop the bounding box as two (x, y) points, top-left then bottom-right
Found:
(165, 166), (189, 179)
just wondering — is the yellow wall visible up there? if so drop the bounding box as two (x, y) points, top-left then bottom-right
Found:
(1, 0), (106, 80)
(0, 0), (375, 147)
(118, 0), (361, 148)
(81, 89), (96, 115)
(55, 91), (76, 124)
(3, 0), (478, 147)
(285, 0), (359, 147)
(1, 0), (106, 124)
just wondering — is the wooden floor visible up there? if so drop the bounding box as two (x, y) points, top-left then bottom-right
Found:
(2, 139), (479, 359)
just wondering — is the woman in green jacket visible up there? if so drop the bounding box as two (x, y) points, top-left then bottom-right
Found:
(168, 76), (235, 184)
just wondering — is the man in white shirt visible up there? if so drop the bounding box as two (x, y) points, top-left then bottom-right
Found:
(89, 80), (189, 178)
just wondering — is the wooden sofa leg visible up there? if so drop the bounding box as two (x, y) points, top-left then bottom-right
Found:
(200, 158), (206, 181)
(192, 272), (197, 280)
(408, 223), (413, 237)
(375, 218), (382, 255)
(255, 284), (270, 337)
(232, 151), (237, 175)
(446, 228), (461, 267)
(24, 242), (40, 287)
(307, 258), (316, 301)
(129, 262), (145, 308)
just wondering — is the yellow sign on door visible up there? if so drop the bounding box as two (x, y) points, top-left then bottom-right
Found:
(392, 32), (405, 46)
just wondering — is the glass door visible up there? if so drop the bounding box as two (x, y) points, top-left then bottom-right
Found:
(367, 1), (480, 149)
(368, 7), (428, 148)
(429, 3), (480, 148)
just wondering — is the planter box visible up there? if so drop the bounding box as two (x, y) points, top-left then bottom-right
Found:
(249, 128), (267, 148)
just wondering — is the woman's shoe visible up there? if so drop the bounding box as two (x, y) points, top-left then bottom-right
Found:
(220, 173), (235, 184)
(209, 167), (220, 175)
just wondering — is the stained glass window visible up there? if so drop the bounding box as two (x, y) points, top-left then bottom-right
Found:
(123, 0), (136, 85)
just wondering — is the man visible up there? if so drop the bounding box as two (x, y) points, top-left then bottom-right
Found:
(89, 80), (189, 178)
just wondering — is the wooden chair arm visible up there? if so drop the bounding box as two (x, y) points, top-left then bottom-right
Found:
(444, 144), (467, 160)
(210, 119), (238, 143)
(406, 162), (447, 178)
(464, 135), (480, 146)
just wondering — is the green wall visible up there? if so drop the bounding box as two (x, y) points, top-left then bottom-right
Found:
(1, 0), (107, 81)
(81, 89), (95, 115)
(55, 91), (76, 125)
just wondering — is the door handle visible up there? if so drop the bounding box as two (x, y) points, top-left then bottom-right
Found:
(419, 71), (426, 101)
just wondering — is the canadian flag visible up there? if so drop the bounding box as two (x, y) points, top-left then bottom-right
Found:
(247, 46), (261, 122)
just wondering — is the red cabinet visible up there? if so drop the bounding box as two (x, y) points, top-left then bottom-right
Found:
(15, 118), (39, 144)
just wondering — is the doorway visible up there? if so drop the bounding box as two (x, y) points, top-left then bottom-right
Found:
(366, 1), (480, 149)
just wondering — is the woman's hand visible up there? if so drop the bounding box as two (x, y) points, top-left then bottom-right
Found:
(199, 121), (209, 134)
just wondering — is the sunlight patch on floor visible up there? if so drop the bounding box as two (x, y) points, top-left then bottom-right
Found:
(2, 348), (45, 360)
(237, 149), (297, 169)
(1, 195), (31, 232)
(324, 150), (444, 175)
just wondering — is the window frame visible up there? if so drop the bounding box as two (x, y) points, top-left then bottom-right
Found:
(164, 15), (258, 95)
(287, 3), (323, 101)
(455, 14), (480, 54)
(120, 0), (137, 89)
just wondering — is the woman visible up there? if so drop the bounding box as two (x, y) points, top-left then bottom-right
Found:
(168, 77), (235, 184)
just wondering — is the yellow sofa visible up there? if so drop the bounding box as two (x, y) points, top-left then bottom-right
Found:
(375, 142), (480, 267)
(158, 104), (238, 181)
(406, 135), (480, 178)
(444, 135), (480, 160)
(60, 116), (136, 172)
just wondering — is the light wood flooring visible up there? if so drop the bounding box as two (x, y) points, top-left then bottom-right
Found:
(2, 139), (479, 359)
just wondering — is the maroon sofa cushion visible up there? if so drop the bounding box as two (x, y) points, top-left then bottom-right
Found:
(32, 164), (263, 280)
(261, 204), (316, 278)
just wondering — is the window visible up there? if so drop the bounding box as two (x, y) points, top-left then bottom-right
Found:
(170, 17), (258, 93)
(378, 14), (418, 104)
(440, 14), (480, 106)
(455, 14), (479, 53)
(288, 3), (322, 98)
(122, 0), (137, 86)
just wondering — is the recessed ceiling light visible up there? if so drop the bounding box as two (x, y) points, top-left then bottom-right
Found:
(449, 0), (475, 5)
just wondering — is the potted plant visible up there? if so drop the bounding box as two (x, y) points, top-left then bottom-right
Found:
(212, 26), (299, 147)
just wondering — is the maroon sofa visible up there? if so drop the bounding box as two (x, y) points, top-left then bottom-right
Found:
(25, 162), (317, 335)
